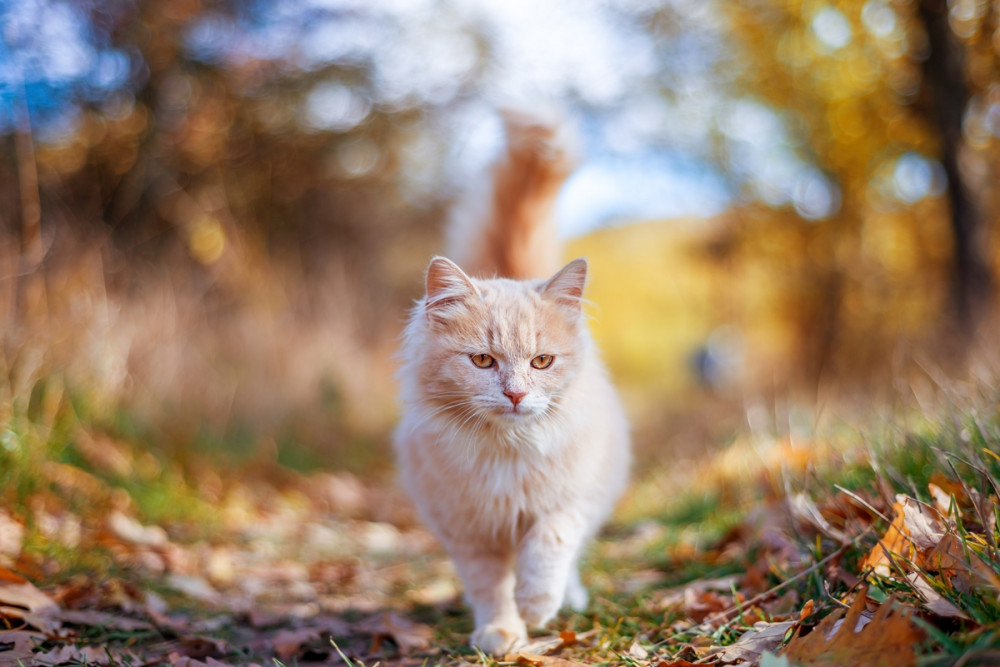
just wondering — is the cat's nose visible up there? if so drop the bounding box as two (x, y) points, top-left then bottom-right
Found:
(504, 389), (527, 406)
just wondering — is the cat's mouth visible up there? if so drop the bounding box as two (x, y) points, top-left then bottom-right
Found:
(496, 402), (542, 419)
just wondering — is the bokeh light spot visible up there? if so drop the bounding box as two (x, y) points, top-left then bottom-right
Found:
(189, 217), (227, 265)
(811, 7), (852, 51)
(303, 82), (371, 132)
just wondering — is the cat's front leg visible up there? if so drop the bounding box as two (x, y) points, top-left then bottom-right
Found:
(449, 544), (527, 655)
(514, 513), (585, 628)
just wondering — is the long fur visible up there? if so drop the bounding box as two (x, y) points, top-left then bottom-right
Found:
(394, 111), (630, 656)
(446, 109), (578, 280)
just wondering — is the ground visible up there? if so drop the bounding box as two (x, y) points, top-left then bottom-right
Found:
(1, 404), (1000, 666)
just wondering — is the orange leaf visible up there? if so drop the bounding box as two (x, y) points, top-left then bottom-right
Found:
(798, 599), (815, 623)
(507, 652), (593, 667)
(924, 532), (1000, 592)
(862, 495), (945, 576)
(781, 588), (923, 667)
(559, 629), (578, 646)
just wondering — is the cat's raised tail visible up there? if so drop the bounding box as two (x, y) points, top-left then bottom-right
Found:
(447, 109), (578, 281)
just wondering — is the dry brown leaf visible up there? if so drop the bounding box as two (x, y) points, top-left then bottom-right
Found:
(863, 494), (1000, 602)
(0, 566), (61, 633)
(356, 611), (434, 653)
(927, 483), (953, 517)
(714, 620), (797, 664)
(107, 510), (169, 547)
(789, 493), (848, 544)
(781, 589), (923, 667)
(165, 574), (222, 604)
(862, 495), (944, 576)
(168, 655), (261, 667)
(904, 572), (969, 619)
(174, 635), (229, 660)
(0, 512), (24, 559)
(924, 533), (1000, 592)
(35, 644), (140, 665)
(273, 627), (324, 659)
(657, 574), (740, 610)
(0, 630), (44, 661)
(519, 628), (594, 656)
(507, 651), (593, 667)
(798, 599), (815, 623)
(53, 608), (155, 631)
(628, 637), (650, 659)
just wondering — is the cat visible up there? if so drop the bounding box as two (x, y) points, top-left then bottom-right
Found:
(393, 110), (631, 656)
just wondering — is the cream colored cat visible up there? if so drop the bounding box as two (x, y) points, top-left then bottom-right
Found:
(394, 111), (630, 656)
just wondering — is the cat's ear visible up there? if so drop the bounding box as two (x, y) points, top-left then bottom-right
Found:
(425, 256), (479, 318)
(539, 258), (587, 310)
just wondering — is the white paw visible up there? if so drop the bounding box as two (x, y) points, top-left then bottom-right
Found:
(470, 622), (527, 656)
(516, 588), (561, 629)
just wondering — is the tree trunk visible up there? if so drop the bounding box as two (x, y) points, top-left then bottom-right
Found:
(917, 0), (992, 330)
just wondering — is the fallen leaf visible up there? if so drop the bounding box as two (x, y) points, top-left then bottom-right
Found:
(628, 637), (650, 659)
(924, 533), (1000, 592)
(521, 634), (569, 655)
(520, 628), (594, 656)
(927, 483), (954, 517)
(35, 644), (140, 665)
(0, 567), (58, 615)
(714, 620), (797, 664)
(0, 630), (44, 661)
(53, 608), (155, 631)
(862, 495), (944, 576)
(356, 611), (434, 653)
(798, 599), (815, 623)
(165, 574), (221, 605)
(507, 651), (593, 667)
(781, 589), (923, 667)
(107, 510), (169, 547)
(0, 512), (24, 558)
(168, 654), (260, 667)
(657, 574), (740, 611)
(273, 627), (324, 659)
(174, 635), (229, 659)
(789, 493), (848, 544)
(760, 653), (795, 667)
(0, 566), (60, 633)
(904, 572), (969, 619)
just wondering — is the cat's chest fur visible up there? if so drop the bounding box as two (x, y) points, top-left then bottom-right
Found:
(421, 421), (577, 540)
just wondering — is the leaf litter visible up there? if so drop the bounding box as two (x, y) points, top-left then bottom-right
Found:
(1, 424), (999, 665)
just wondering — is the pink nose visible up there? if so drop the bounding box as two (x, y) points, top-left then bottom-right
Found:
(504, 389), (527, 406)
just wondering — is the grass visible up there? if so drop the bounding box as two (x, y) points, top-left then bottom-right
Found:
(2, 351), (999, 665)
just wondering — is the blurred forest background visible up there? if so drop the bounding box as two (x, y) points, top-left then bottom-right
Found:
(3, 0), (1000, 476)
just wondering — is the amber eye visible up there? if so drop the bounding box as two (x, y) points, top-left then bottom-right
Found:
(531, 355), (554, 370)
(470, 353), (495, 369)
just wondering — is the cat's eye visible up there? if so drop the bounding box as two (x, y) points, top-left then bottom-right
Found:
(470, 353), (495, 369)
(531, 355), (554, 370)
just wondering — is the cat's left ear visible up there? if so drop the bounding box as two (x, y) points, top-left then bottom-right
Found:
(539, 258), (587, 310)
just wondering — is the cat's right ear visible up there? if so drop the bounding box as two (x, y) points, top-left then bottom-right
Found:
(424, 256), (479, 320)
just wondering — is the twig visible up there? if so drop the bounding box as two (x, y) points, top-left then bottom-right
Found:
(696, 539), (855, 629)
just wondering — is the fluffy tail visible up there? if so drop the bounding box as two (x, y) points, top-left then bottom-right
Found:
(447, 109), (578, 280)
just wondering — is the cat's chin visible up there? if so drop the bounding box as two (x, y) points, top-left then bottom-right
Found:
(494, 405), (545, 421)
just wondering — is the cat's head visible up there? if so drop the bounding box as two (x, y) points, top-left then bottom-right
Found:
(411, 256), (589, 425)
